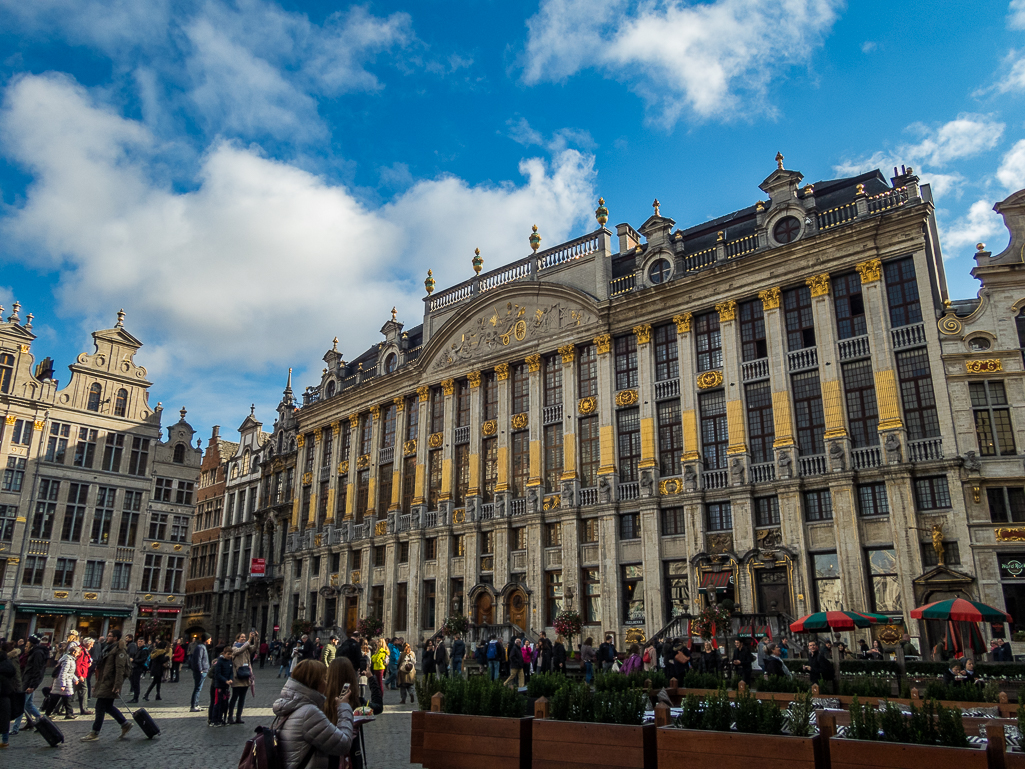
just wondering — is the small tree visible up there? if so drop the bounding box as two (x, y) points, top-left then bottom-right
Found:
(692, 603), (732, 650)
(443, 614), (470, 636)
(554, 610), (583, 658)
(358, 616), (383, 638)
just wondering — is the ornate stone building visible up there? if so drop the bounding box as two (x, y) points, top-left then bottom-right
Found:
(216, 158), (1024, 651)
(0, 310), (201, 641)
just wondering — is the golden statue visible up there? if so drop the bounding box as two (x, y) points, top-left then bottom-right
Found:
(917, 523), (945, 565)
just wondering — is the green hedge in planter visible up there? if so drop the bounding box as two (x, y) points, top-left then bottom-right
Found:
(414, 673), (443, 711)
(434, 673), (526, 718)
(677, 670), (728, 690)
(549, 682), (646, 725)
(673, 687), (787, 735)
(847, 695), (969, 747)
(594, 669), (668, 692)
(922, 681), (992, 703)
(839, 675), (894, 697)
(753, 674), (811, 694)
(527, 672), (569, 698)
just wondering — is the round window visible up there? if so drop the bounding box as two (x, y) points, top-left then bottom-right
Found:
(968, 337), (991, 351)
(772, 216), (801, 244)
(648, 257), (671, 285)
(384, 353), (397, 373)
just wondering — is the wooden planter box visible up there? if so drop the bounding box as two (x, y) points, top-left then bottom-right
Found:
(532, 720), (655, 769)
(828, 738), (990, 769)
(410, 709), (425, 765)
(657, 727), (824, 769)
(420, 712), (532, 769)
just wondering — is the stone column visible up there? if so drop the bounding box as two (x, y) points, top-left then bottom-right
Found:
(367, 405), (382, 517)
(307, 428), (322, 528)
(527, 518), (544, 630)
(495, 364), (511, 498)
(412, 386), (431, 521)
(325, 421), (340, 525)
(439, 379), (456, 519)
(717, 301), (748, 477)
(291, 433), (305, 530)
(344, 414), (359, 519)
(674, 314), (700, 476)
(639, 498), (663, 629)
(526, 354), (543, 511)
(407, 537), (423, 642)
(776, 482), (811, 615)
(759, 288), (798, 473)
(600, 514), (621, 633)
(883, 466), (923, 618)
(467, 371), (482, 515)
(389, 398), (404, 513)
(594, 334), (617, 498)
(634, 324), (658, 496)
(807, 274), (848, 457)
(559, 345), (579, 505)
(828, 476), (869, 611)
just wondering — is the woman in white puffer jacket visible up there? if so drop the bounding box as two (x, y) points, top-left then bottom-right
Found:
(272, 659), (355, 769)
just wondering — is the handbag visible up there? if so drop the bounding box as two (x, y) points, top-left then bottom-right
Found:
(400, 661), (413, 674)
(236, 664), (252, 680)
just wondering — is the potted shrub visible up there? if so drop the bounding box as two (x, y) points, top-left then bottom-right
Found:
(533, 683), (655, 769)
(357, 616), (383, 638)
(658, 688), (824, 769)
(825, 695), (988, 769)
(553, 609), (583, 658)
(417, 674), (531, 769)
(443, 613), (470, 637)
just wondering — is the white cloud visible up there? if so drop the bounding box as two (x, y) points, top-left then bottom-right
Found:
(0, 73), (595, 380)
(940, 200), (1003, 255)
(997, 139), (1025, 190)
(1010, 0), (1025, 28)
(507, 118), (596, 153)
(861, 41), (877, 54)
(521, 0), (843, 125)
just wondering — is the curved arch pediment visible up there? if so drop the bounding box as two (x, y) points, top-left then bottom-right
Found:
(422, 283), (602, 375)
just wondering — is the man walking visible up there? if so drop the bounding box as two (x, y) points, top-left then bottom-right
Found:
(13, 634), (48, 733)
(321, 635), (338, 666)
(80, 629), (133, 742)
(486, 636), (502, 681)
(598, 634), (617, 672)
(128, 637), (149, 703)
(451, 634), (466, 677)
(189, 634), (210, 712)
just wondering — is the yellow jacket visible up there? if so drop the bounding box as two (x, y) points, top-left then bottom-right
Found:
(371, 647), (387, 672)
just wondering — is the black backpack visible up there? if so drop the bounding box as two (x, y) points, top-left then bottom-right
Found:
(238, 720), (314, 769)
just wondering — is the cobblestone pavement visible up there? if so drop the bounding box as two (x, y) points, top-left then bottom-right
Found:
(5, 666), (422, 769)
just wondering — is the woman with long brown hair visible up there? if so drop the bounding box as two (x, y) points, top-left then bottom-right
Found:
(397, 642), (416, 704)
(272, 659), (354, 769)
(320, 658), (360, 769)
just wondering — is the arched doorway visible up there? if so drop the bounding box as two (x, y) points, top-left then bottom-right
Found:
(475, 592), (495, 625)
(507, 588), (528, 630)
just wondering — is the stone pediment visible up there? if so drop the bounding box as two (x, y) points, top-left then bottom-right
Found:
(425, 285), (600, 373)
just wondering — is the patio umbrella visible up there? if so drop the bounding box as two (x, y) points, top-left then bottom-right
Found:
(910, 598), (1011, 623)
(789, 610), (890, 633)
(941, 620), (987, 658)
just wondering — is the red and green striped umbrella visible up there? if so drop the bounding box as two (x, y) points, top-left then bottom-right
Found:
(789, 610), (890, 633)
(910, 598), (1011, 623)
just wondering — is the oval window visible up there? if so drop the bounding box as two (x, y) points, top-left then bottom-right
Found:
(648, 258), (671, 285)
(772, 216), (801, 244)
(968, 337), (991, 351)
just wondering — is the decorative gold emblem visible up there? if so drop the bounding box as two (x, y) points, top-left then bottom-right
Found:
(876, 624), (903, 646)
(151, 542), (161, 549)
(558, 344), (575, 363)
(351, 569), (361, 584)
(20, 344), (30, 353)
(174, 544), (183, 551)
(428, 432), (444, 448)
(672, 313), (692, 334)
(659, 478), (682, 496)
(54, 591), (69, 599)
(855, 258), (882, 284)
(806, 274), (830, 297)
(756, 201), (765, 212)
(144, 594), (153, 601)
(495, 363), (510, 381)
(938, 312), (962, 335)
(393, 397), (405, 412)
(339, 460), (350, 474)
(375, 520), (387, 536)
(348, 413), (360, 428)
(594, 334), (612, 355)
(578, 396), (597, 415)
(526, 354), (541, 373)
(314, 533), (322, 547)
(632, 324), (652, 345)
(369, 405), (380, 420)
(356, 454), (370, 469)
(706, 533), (733, 554)
(33, 420), (45, 431)
(4, 415), (15, 425)
(697, 370), (724, 389)
(996, 527), (1025, 542)
(716, 230), (725, 242)
(452, 509), (465, 524)
(467, 370), (482, 388)
(543, 495), (561, 511)
(296, 434), (305, 448)
(441, 379), (455, 396)
(482, 420), (497, 436)
(302, 471), (313, 485)
(511, 413), (529, 429)
(615, 389), (638, 407)
(973, 485), (981, 503)
(314, 428), (323, 442)
(403, 440), (417, 456)
(417, 386), (430, 402)
(758, 287), (781, 310)
(715, 301), (737, 322)
(84, 593), (98, 600)
(966, 359), (1002, 373)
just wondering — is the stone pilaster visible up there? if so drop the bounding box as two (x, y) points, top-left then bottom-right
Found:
(718, 301), (748, 469)
(634, 324), (658, 482)
(467, 371), (482, 508)
(495, 364), (511, 495)
(325, 421), (340, 524)
(856, 259), (904, 448)
(367, 405), (382, 517)
(412, 386), (430, 511)
(526, 354), (543, 511)
(594, 334), (617, 486)
(559, 345), (579, 502)
(673, 314), (700, 466)
(344, 414), (359, 519)
(828, 474), (869, 611)
(389, 398), (404, 513)
(807, 274), (846, 448)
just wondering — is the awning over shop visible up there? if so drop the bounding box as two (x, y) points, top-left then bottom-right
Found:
(19, 606), (75, 615)
(698, 571), (733, 594)
(78, 610), (133, 618)
(18, 605), (132, 617)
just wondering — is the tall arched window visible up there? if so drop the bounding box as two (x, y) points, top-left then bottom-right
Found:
(326, 380), (336, 397)
(87, 383), (102, 412)
(0, 353), (13, 394)
(173, 443), (186, 464)
(384, 353), (397, 374)
(114, 388), (128, 417)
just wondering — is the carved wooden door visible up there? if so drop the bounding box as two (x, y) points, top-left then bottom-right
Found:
(507, 589), (528, 630)
(475, 592), (495, 625)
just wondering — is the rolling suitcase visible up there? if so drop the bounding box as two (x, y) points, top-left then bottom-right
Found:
(35, 715), (65, 746)
(119, 695), (161, 738)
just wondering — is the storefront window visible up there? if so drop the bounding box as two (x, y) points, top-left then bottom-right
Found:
(582, 568), (601, 624)
(867, 548), (902, 613)
(664, 561), (689, 622)
(622, 565), (644, 625)
(813, 552), (841, 612)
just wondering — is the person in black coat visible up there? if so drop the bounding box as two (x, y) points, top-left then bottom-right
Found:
(537, 633), (553, 673)
(422, 640), (437, 677)
(762, 644), (787, 678)
(666, 643), (691, 682)
(731, 638), (752, 684)
(552, 636), (567, 674)
(802, 640), (834, 688)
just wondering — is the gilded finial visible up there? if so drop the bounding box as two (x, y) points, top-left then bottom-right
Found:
(855, 183), (865, 196)
(775, 151), (784, 170)
(529, 224), (541, 253)
(116, 308), (125, 328)
(424, 269), (435, 295)
(716, 230), (725, 242)
(332, 337), (338, 351)
(976, 243), (986, 253)
(595, 197), (608, 226)
(652, 199), (660, 216)
(25, 313), (33, 329)
(179, 406), (187, 421)
(391, 307), (397, 321)
(472, 248), (483, 275)
(755, 200), (764, 212)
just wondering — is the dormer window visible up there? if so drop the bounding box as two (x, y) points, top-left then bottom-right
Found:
(773, 216), (801, 244)
(0, 353), (13, 394)
(173, 443), (186, 464)
(326, 380), (336, 397)
(114, 388), (128, 417)
(87, 383), (102, 412)
(384, 353), (397, 374)
(648, 258), (671, 285)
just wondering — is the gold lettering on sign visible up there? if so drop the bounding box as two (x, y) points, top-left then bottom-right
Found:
(966, 359), (1002, 374)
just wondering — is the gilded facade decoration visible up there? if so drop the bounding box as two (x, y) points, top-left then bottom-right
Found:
(482, 419), (497, 436)
(715, 301), (737, 322)
(417, 385), (430, 401)
(402, 440), (416, 456)
(428, 432), (444, 448)
(338, 460), (349, 474)
(659, 478), (682, 496)
(526, 353), (542, 372)
(467, 370), (482, 388)
(511, 412), (529, 429)
(441, 379), (455, 395)
(348, 414), (360, 428)
(614, 389), (638, 407)
(369, 405), (380, 420)
(351, 570), (361, 584)
(758, 287), (780, 310)
(4, 415), (15, 425)
(452, 509), (465, 524)
(806, 273), (830, 297)
(672, 313), (692, 334)
(54, 591), (69, 599)
(996, 528), (1025, 542)
(314, 428), (322, 441)
(356, 454), (370, 469)
(495, 362), (510, 381)
(558, 343), (576, 363)
(938, 311), (963, 335)
(393, 397), (405, 412)
(594, 333), (612, 354)
(697, 370), (724, 389)
(855, 258), (882, 283)
(706, 533), (733, 554)
(296, 434), (305, 448)
(332, 422), (341, 435)
(314, 533), (322, 547)
(301, 472), (313, 486)
(84, 593), (98, 600)
(632, 324), (652, 345)
(375, 520), (387, 536)
(966, 359), (1002, 373)
(543, 495), (561, 511)
(578, 396), (597, 415)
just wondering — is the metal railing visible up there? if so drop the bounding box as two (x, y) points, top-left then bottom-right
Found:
(619, 482), (639, 501)
(788, 347), (818, 372)
(837, 335), (871, 361)
(851, 446), (882, 469)
(817, 202), (858, 230)
(454, 425), (470, 444)
(908, 437), (943, 462)
(742, 358), (769, 382)
(579, 487), (598, 506)
(799, 454), (827, 476)
(542, 404), (563, 424)
(609, 274), (635, 296)
(725, 234), (758, 258)
(703, 469), (728, 490)
(891, 322), (926, 350)
(750, 462), (776, 483)
(654, 377), (680, 400)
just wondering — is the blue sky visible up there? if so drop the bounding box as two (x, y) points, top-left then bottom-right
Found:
(1, 0), (1023, 442)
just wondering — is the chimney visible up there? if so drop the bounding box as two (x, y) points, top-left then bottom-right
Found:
(211, 425), (220, 441)
(616, 223), (639, 254)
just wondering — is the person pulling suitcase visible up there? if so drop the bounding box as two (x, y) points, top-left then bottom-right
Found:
(80, 629), (133, 742)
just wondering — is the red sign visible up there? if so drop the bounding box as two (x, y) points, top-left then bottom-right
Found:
(273, 625), (280, 632)
(250, 558), (266, 578)
(156, 607), (181, 616)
